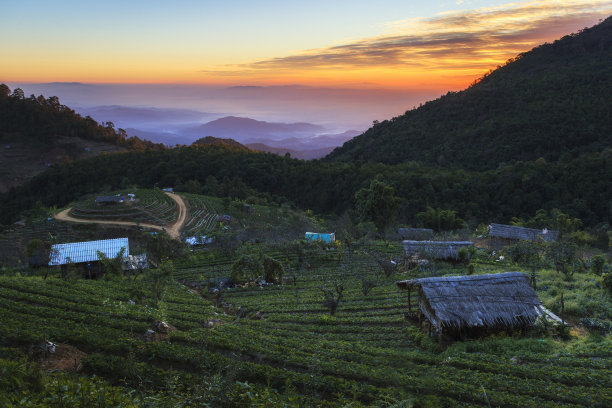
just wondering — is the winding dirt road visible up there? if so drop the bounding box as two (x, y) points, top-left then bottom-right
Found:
(54, 192), (188, 240)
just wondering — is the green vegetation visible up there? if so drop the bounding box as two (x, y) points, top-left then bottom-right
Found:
(0, 236), (610, 407)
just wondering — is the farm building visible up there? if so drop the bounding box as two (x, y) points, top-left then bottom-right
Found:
(402, 240), (473, 260)
(488, 223), (559, 243)
(96, 195), (124, 205)
(49, 238), (129, 276)
(305, 232), (335, 243)
(185, 236), (214, 246)
(396, 272), (546, 336)
(398, 228), (434, 240)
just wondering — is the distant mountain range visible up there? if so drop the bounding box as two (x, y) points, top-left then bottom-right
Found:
(122, 115), (361, 158)
(327, 15), (612, 170)
(76, 105), (215, 128)
(183, 116), (326, 140)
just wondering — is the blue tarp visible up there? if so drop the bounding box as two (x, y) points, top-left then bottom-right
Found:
(305, 232), (335, 243)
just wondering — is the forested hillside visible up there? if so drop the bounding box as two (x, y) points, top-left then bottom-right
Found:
(1, 145), (610, 230)
(326, 16), (612, 170)
(0, 85), (162, 150)
(0, 85), (163, 191)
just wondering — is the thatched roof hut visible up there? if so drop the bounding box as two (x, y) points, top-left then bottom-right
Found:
(396, 272), (544, 334)
(398, 228), (434, 240)
(402, 240), (473, 260)
(488, 223), (559, 242)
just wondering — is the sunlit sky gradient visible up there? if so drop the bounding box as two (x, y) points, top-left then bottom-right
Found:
(2, 0), (611, 89)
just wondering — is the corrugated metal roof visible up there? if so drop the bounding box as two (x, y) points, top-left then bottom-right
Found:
(49, 238), (129, 265)
(402, 240), (473, 260)
(489, 223), (559, 242)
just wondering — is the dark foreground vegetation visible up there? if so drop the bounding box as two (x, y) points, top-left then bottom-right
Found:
(1, 207), (611, 407)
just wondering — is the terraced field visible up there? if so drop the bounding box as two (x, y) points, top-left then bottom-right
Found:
(2, 243), (609, 406)
(68, 189), (178, 226)
(182, 193), (221, 236)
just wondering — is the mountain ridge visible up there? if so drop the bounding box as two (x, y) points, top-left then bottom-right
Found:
(326, 16), (612, 170)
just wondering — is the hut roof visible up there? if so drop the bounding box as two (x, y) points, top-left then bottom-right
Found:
(49, 238), (129, 266)
(488, 223), (559, 242)
(398, 228), (434, 240)
(402, 240), (473, 260)
(396, 272), (544, 331)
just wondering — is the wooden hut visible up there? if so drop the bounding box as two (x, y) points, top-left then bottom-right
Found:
(398, 228), (434, 240)
(488, 223), (559, 243)
(402, 240), (473, 260)
(396, 272), (545, 336)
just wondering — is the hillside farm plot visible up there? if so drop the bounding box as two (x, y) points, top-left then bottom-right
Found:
(182, 193), (220, 236)
(1, 244), (611, 407)
(68, 189), (178, 226)
(172, 245), (612, 407)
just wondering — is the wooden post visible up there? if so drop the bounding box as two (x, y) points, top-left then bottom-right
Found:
(407, 290), (411, 317)
(560, 292), (565, 326)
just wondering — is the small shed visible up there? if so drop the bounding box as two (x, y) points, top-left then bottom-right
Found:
(396, 272), (545, 336)
(398, 228), (434, 240)
(123, 254), (149, 271)
(488, 223), (558, 243)
(96, 195), (124, 205)
(403, 240), (473, 260)
(305, 232), (335, 243)
(218, 214), (234, 223)
(185, 236), (213, 246)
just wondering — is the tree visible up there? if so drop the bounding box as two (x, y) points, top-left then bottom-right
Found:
(354, 177), (400, 235)
(25, 239), (49, 268)
(97, 247), (126, 279)
(416, 206), (466, 232)
(11, 88), (24, 99)
(147, 260), (175, 303)
(0, 83), (10, 98)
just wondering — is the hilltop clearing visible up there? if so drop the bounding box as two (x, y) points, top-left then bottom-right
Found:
(54, 192), (187, 240)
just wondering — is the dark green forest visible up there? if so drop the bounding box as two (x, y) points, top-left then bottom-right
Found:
(1, 145), (611, 230)
(327, 16), (612, 170)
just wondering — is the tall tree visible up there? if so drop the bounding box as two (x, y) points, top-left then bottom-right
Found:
(354, 177), (400, 234)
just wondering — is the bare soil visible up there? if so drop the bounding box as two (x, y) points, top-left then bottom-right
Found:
(39, 343), (87, 372)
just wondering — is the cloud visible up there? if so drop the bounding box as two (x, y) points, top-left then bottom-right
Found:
(202, 1), (612, 86)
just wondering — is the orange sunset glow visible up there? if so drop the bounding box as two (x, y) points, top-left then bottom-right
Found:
(2, 1), (611, 90)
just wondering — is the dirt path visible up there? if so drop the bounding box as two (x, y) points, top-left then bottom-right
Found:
(165, 192), (187, 239)
(54, 192), (188, 240)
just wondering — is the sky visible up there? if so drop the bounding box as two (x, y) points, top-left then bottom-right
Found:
(2, 0), (611, 131)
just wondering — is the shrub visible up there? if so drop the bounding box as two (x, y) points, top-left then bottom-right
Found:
(602, 272), (612, 295)
(591, 254), (607, 276)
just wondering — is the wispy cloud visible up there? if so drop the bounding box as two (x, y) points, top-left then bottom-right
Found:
(202, 0), (612, 87)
